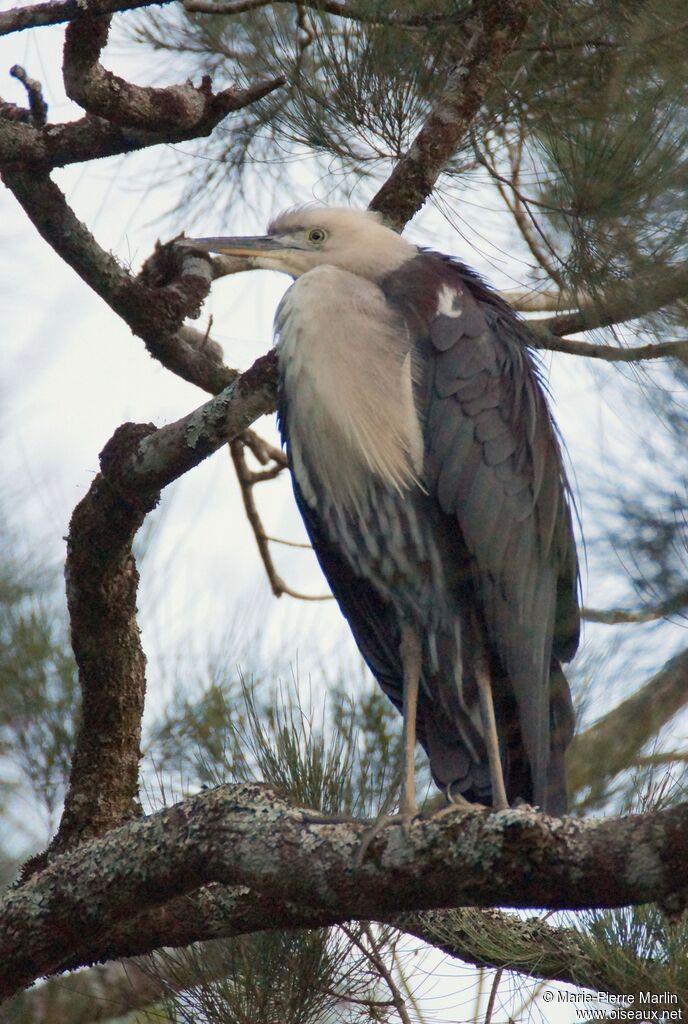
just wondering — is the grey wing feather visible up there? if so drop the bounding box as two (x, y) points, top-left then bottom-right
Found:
(423, 276), (580, 807)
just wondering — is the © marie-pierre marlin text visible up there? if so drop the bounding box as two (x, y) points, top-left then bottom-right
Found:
(542, 990), (682, 1019)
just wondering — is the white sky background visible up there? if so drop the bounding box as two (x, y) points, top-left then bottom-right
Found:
(1, 9), (686, 1020)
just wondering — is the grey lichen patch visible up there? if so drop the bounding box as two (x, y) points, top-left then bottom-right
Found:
(625, 841), (665, 893)
(184, 408), (213, 450)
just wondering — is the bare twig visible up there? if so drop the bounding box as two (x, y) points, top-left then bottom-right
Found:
(370, 0), (538, 229)
(242, 428), (288, 468)
(343, 924), (412, 1024)
(476, 130), (565, 286)
(484, 967), (504, 1024)
(230, 439), (331, 600)
(9, 64), (47, 125)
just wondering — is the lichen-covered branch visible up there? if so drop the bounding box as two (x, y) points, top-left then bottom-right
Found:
(0, 909), (584, 1023)
(568, 647), (688, 810)
(2, 783), (688, 1001)
(10, 899), (670, 1023)
(369, 0), (538, 229)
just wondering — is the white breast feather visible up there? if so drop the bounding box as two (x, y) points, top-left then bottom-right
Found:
(277, 265), (424, 512)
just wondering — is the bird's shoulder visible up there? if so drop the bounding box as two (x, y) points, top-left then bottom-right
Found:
(379, 249), (519, 342)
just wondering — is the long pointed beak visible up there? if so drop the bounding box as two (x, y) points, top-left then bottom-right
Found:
(180, 235), (285, 258)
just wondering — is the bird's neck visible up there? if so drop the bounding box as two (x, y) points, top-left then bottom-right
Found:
(276, 264), (424, 513)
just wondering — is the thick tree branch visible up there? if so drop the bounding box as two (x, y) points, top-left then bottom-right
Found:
(369, 0), (537, 229)
(46, 425), (157, 859)
(12, 898), (672, 1023)
(61, 7), (284, 130)
(0, 0), (170, 37)
(7, 908), (605, 1023)
(568, 647), (688, 809)
(0, 75), (284, 170)
(3, 784), (688, 1001)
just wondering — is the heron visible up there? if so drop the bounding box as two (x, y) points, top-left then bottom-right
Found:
(185, 206), (580, 820)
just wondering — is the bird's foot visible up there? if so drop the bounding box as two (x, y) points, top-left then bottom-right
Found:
(423, 794), (485, 821)
(354, 799), (417, 867)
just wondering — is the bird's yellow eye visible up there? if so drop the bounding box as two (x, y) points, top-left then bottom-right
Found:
(307, 228), (326, 244)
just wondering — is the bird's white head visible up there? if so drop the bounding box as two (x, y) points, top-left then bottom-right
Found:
(182, 205), (416, 280)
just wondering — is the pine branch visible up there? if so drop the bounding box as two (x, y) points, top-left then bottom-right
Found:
(369, 0), (538, 229)
(532, 333), (688, 365)
(531, 263), (688, 339)
(583, 586), (688, 625)
(3, 784), (688, 1002)
(10, 901), (673, 1022)
(501, 289), (566, 312)
(568, 647), (688, 809)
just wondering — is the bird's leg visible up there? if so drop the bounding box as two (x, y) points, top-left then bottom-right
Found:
(475, 663), (509, 811)
(399, 621), (422, 819)
(354, 622), (421, 866)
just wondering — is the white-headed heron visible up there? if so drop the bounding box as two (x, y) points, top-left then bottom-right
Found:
(185, 207), (580, 818)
